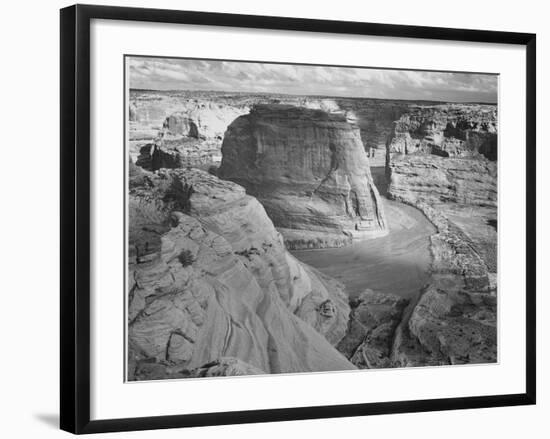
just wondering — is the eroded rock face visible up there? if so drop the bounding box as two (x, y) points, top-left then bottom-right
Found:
(388, 199), (497, 366)
(393, 284), (497, 366)
(337, 290), (409, 369)
(384, 103), (498, 367)
(218, 104), (387, 249)
(387, 104), (497, 160)
(128, 168), (354, 380)
(134, 104), (249, 171)
(131, 357), (266, 381)
(389, 154), (497, 208)
(163, 104), (248, 140)
(135, 138), (222, 171)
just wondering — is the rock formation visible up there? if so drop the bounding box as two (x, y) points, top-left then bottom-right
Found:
(135, 138), (222, 171)
(134, 103), (249, 171)
(132, 357), (266, 381)
(384, 103), (498, 366)
(387, 104), (497, 161)
(218, 104), (387, 249)
(162, 103), (248, 140)
(391, 203), (497, 366)
(128, 167), (355, 380)
(337, 290), (409, 369)
(389, 154), (497, 207)
(128, 90), (499, 372)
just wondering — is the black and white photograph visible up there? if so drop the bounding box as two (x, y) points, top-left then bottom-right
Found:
(0, 0), (544, 436)
(126, 57), (498, 381)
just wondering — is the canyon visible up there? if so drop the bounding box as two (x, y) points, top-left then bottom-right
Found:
(384, 107), (498, 365)
(218, 104), (387, 249)
(128, 165), (355, 380)
(128, 89), (498, 378)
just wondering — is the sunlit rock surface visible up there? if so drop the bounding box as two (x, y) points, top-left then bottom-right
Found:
(385, 103), (498, 366)
(337, 290), (409, 369)
(128, 167), (355, 380)
(386, 104), (497, 160)
(128, 91), (499, 373)
(218, 104), (388, 249)
(131, 357), (266, 381)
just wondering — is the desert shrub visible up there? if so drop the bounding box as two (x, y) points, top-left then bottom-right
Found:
(163, 177), (194, 213)
(178, 249), (195, 267)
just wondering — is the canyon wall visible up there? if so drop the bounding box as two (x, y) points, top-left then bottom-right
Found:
(130, 90), (426, 171)
(128, 166), (355, 380)
(133, 100), (250, 170)
(389, 154), (497, 207)
(218, 104), (387, 249)
(387, 104), (497, 161)
(384, 103), (498, 366)
(336, 99), (411, 160)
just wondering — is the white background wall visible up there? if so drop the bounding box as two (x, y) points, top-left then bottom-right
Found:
(0, 0), (546, 437)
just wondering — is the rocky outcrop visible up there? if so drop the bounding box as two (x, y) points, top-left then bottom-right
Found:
(131, 357), (266, 381)
(163, 103), (248, 140)
(391, 203), (497, 366)
(335, 99), (411, 164)
(388, 154), (497, 207)
(133, 103), (249, 171)
(135, 138), (222, 171)
(388, 195), (497, 366)
(129, 91), (252, 170)
(337, 290), (409, 369)
(218, 104), (387, 249)
(387, 104), (497, 161)
(128, 167), (355, 380)
(384, 103), (498, 367)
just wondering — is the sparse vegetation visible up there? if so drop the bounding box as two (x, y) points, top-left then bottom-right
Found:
(178, 249), (195, 267)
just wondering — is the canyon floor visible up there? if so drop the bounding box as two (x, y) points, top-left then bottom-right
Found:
(292, 196), (435, 300)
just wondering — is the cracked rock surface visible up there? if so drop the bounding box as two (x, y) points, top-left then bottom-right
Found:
(128, 166), (355, 380)
(218, 104), (388, 249)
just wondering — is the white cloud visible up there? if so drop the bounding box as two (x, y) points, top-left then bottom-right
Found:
(128, 56), (497, 103)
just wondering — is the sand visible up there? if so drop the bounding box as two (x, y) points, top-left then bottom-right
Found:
(291, 199), (436, 300)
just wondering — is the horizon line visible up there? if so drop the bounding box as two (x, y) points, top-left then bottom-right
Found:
(128, 87), (498, 106)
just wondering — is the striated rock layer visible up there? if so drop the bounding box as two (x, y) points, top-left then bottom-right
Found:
(386, 104), (497, 161)
(337, 290), (409, 369)
(389, 154), (497, 207)
(134, 103), (250, 171)
(218, 104), (387, 249)
(391, 202), (497, 366)
(128, 167), (355, 380)
(383, 103), (498, 366)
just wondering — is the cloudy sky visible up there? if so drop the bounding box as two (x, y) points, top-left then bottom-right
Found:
(128, 57), (498, 103)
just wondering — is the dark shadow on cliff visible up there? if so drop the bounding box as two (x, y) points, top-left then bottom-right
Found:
(370, 166), (388, 197)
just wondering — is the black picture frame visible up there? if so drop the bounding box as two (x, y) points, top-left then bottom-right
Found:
(60, 4), (536, 434)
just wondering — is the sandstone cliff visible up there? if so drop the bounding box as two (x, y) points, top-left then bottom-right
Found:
(387, 104), (497, 161)
(337, 290), (409, 369)
(132, 357), (266, 381)
(384, 103), (498, 366)
(134, 103), (249, 171)
(162, 103), (248, 140)
(128, 167), (355, 380)
(389, 154), (497, 207)
(218, 104), (387, 249)
(391, 202), (497, 366)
